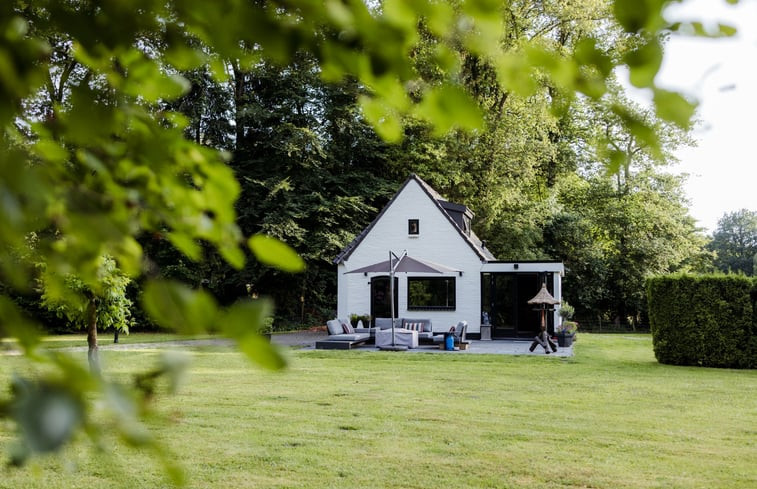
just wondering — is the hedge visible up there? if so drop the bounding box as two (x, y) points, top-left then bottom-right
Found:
(646, 274), (756, 369)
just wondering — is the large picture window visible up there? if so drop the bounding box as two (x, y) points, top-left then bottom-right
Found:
(407, 277), (456, 310)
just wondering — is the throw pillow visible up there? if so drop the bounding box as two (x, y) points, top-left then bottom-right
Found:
(327, 320), (343, 336)
(341, 321), (355, 334)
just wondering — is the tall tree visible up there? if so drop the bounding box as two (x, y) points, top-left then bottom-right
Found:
(228, 55), (397, 324)
(544, 91), (706, 326)
(709, 209), (757, 276)
(40, 256), (132, 374)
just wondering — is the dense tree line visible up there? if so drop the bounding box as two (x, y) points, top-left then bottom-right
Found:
(10, 0), (725, 331)
(150, 1), (713, 329)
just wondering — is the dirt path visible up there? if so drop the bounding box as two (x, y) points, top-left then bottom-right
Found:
(1, 331), (327, 356)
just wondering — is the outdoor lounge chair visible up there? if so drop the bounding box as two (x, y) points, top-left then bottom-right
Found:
(432, 321), (469, 350)
(315, 319), (371, 350)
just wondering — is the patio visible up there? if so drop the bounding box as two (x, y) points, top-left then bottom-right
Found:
(272, 330), (574, 357)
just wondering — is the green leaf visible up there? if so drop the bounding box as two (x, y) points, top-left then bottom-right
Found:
(605, 149), (626, 176)
(236, 333), (287, 371)
(219, 244), (246, 270)
(167, 232), (202, 262)
(359, 95), (403, 142)
(119, 53), (191, 102)
(164, 46), (207, 71)
(0, 296), (41, 354)
(141, 280), (218, 334)
(10, 377), (84, 455)
(686, 21), (738, 38)
(613, 0), (666, 33)
(718, 23), (738, 37)
(104, 383), (139, 420)
(653, 88), (696, 128)
(414, 84), (483, 136)
(158, 351), (191, 394)
(494, 52), (538, 96)
(624, 38), (662, 88)
(219, 300), (286, 370)
(248, 234), (306, 273)
(574, 38), (613, 77)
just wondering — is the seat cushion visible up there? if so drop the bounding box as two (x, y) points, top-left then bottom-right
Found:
(374, 318), (394, 330)
(327, 333), (370, 342)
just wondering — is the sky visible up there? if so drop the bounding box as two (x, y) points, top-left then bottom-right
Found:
(649, 0), (757, 233)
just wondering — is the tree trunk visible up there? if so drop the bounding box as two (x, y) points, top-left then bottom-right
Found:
(86, 297), (101, 376)
(231, 60), (246, 149)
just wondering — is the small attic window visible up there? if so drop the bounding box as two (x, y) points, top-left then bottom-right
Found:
(408, 219), (419, 235)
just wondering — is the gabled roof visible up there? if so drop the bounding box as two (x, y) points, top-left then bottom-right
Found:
(334, 174), (496, 264)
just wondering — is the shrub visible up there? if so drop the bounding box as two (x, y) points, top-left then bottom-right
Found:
(647, 274), (756, 368)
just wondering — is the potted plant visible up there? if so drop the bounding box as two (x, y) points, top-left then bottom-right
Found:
(557, 320), (578, 347)
(350, 313), (371, 328)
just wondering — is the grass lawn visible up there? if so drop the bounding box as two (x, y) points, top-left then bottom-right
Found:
(0, 334), (755, 488)
(20, 332), (215, 349)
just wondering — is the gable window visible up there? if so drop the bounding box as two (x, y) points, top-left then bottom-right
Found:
(407, 277), (456, 310)
(408, 219), (419, 235)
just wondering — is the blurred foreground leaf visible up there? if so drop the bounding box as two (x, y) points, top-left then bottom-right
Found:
(8, 377), (84, 463)
(142, 280), (219, 335)
(248, 234), (306, 273)
(219, 299), (286, 371)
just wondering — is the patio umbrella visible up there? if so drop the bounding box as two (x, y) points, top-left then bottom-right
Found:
(347, 255), (461, 275)
(527, 283), (559, 331)
(345, 251), (460, 351)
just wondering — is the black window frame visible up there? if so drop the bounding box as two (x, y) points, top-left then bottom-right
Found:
(408, 219), (419, 235)
(407, 276), (456, 311)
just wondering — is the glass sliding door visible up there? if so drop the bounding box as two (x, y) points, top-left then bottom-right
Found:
(481, 272), (555, 338)
(370, 276), (398, 324)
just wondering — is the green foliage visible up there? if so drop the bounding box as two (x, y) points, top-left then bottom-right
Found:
(647, 274), (756, 368)
(40, 256), (132, 333)
(559, 301), (575, 320)
(708, 209), (757, 276)
(560, 320), (579, 334)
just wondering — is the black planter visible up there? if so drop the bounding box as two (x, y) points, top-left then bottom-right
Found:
(557, 332), (575, 347)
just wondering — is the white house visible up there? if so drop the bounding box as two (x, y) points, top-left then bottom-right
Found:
(334, 174), (564, 339)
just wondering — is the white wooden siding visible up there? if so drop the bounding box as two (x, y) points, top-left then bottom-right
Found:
(337, 179), (484, 332)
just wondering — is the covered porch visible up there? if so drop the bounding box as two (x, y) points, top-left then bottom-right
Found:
(479, 261), (565, 339)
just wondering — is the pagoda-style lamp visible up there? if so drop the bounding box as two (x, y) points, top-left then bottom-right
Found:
(527, 283), (560, 332)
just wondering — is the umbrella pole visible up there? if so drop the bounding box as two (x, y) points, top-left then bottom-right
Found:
(390, 251), (395, 346)
(380, 250), (407, 351)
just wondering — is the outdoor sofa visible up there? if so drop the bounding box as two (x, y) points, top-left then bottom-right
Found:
(315, 318), (372, 349)
(374, 317), (434, 344)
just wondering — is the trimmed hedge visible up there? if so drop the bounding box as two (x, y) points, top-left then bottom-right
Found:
(647, 274), (756, 369)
